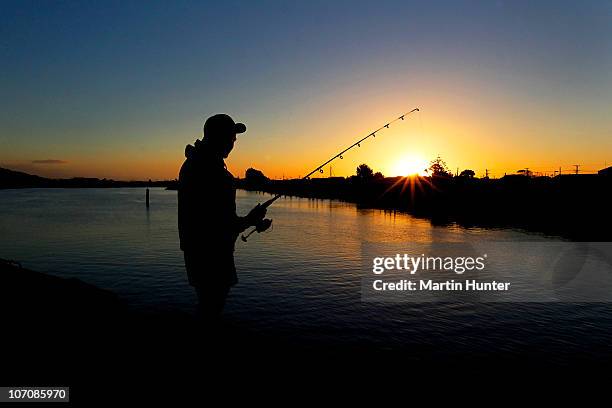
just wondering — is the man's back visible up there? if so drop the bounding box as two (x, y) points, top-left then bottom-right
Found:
(178, 141), (238, 286)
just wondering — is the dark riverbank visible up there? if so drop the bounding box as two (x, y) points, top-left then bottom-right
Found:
(0, 167), (176, 189)
(236, 174), (612, 241)
(1, 259), (240, 397)
(4, 257), (612, 398)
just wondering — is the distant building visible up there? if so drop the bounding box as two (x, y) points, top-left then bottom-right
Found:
(598, 166), (612, 176)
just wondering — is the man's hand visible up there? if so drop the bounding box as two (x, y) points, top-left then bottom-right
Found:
(246, 203), (267, 226)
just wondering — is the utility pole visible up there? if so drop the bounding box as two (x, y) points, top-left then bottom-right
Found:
(329, 166), (333, 178)
(484, 169), (489, 178)
(573, 164), (580, 175)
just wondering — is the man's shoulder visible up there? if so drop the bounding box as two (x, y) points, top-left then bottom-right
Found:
(179, 157), (230, 184)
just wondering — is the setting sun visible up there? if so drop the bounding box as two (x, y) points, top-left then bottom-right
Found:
(392, 155), (428, 177)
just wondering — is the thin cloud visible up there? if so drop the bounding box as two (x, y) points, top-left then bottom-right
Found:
(32, 159), (68, 164)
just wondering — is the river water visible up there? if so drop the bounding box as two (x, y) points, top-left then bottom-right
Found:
(1, 188), (611, 358)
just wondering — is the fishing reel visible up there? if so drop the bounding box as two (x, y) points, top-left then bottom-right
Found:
(240, 218), (273, 242)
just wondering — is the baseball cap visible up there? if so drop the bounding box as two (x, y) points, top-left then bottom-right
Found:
(203, 114), (246, 139)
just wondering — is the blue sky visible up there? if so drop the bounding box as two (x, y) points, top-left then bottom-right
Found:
(1, 0), (611, 179)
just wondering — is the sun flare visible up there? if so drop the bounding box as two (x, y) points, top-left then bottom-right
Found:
(392, 155), (428, 177)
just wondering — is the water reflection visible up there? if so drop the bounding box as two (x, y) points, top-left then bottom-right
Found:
(2, 188), (609, 358)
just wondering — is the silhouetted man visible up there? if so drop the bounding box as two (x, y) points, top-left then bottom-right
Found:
(178, 114), (266, 320)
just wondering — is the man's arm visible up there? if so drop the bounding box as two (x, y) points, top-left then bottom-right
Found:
(235, 216), (251, 234)
(234, 204), (267, 233)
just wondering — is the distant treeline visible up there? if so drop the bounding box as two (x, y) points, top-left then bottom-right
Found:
(237, 166), (612, 241)
(0, 167), (177, 189)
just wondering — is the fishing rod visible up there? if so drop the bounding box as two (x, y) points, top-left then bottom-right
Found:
(240, 107), (420, 242)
